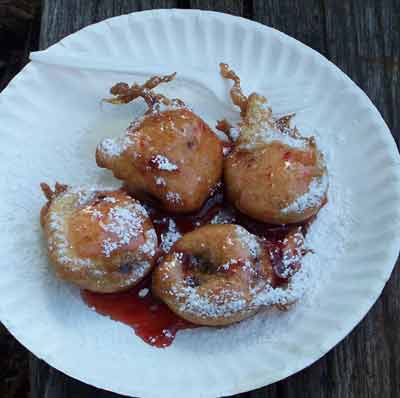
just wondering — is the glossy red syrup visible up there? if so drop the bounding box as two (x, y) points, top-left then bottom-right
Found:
(82, 183), (311, 348)
(81, 277), (196, 348)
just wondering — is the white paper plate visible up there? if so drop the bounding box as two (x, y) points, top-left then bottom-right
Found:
(0, 9), (399, 398)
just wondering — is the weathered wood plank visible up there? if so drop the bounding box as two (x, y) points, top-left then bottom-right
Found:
(30, 356), (125, 398)
(253, 0), (327, 55)
(40, 0), (179, 49)
(324, 0), (400, 144)
(0, 3), (40, 397)
(188, 0), (249, 17)
(0, 324), (29, 398)
(0, 0), (41, 90)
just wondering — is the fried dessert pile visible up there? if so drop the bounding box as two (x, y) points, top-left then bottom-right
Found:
(40, 67), (327, 330)
(40, 183), (157, 293)
(96, 73), (223, 213)
(219, 63), (327, 224)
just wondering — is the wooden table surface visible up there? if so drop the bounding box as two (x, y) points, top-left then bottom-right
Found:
(30, 1), (400, 397)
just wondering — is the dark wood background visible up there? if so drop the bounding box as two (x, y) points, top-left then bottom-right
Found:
(1, 1), (399, 397)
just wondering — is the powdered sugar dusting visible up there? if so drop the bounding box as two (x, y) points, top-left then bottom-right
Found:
(252, 265), (311, 307)
(166, 191), (182, 204)
(234, 226), (260, 258)
(69, 185), (116, 206)
(160, 219), (182, 253)
(151, 155), (178, 171)
(47, 188), (156, 281)
(155, 176), (166, 187)
(48, 211), (91, 269)
(101, 204), (146, 257)
(151, 99), (187, 114)
(219, 258), (238, 271)
(164, 249), (250, 319)
(230, 127), (240, 141)
(240, 126), (309, 151)
(211, 208), (236, 224)
(139, 228), (157, 257)
(281, 174), (328, 214)
(103, 196), (117, 204)
(97, 135), (133, 158)
(171, 283), (248, 319)
(138, 288), (150, 298)
(280, 231), (303, 278)
(76, 190), (97, 206)
(236, 98), (309, 150)
(125, 260), (150, 283)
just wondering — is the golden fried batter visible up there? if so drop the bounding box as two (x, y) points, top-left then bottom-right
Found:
(219, 63), (328, 224)
(97, 74), (223, 213)
(40, 183), (158, 292)
(152, 224), (275, 326)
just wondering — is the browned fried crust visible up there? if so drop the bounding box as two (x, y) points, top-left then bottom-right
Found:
(153, 224), (274, 326)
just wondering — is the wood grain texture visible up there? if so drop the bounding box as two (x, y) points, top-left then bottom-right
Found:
(30, 356), (125, 398)
(188, 0), (249, 16)
(0, 0), (41, 90)
(0, 3), (40, 397)
(253, 0), (327, 55)
(30, 1), (400, 398)
(0, 324), (29, 398)
(40, 0), (179, 49)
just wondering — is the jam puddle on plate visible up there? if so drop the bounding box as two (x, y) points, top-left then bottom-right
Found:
(82, 277), (196, 348)
(81, 183), (311, 348)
